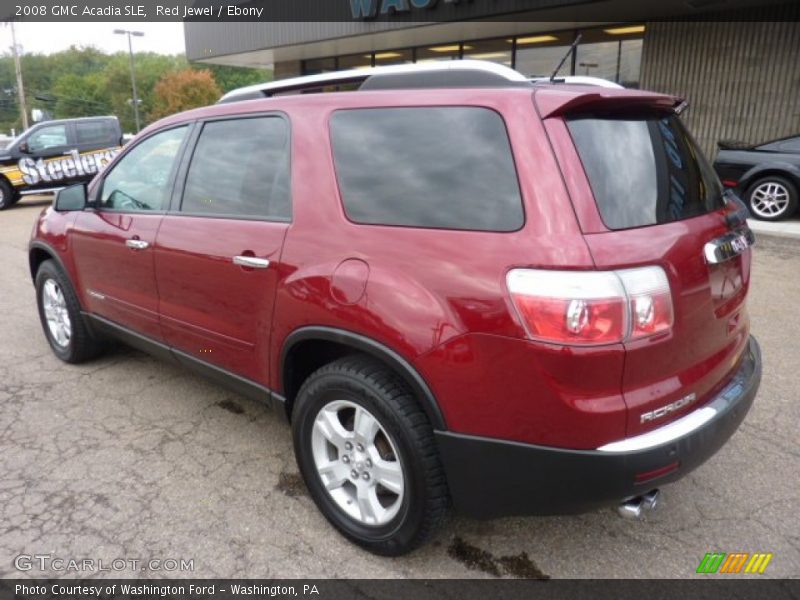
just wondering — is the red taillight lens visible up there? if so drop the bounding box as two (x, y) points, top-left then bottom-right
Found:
(513, 296), (627, 344)
(617, 267), (674, 340)
(507, 269), (628, 345)
(507, 266), (673, 346)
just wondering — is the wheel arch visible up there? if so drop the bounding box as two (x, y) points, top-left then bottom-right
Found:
(29, 241), (69, 282)
(740, 165), (800, 194)
(279, 326), (447, 431)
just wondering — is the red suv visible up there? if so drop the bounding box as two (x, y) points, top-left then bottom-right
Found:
(29, 62), (761, 556)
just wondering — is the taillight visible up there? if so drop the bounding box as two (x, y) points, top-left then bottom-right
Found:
(507, 266), (673, 346)
(617, 267), (673, 340)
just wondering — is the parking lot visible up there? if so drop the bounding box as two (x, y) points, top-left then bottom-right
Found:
(1, 196), (799, 579)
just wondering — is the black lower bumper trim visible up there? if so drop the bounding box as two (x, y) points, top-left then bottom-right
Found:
(436, 336), (762, 519)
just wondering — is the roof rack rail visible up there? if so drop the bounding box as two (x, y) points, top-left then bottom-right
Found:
(218, 60), (531, 104)
(529, 75), (624, 89)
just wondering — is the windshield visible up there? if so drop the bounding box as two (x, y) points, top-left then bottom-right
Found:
(567, 113), (724, 230)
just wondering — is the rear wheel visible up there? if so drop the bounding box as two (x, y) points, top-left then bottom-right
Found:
(292, 355), (448, 556)
(0, 178), (18, 210)
(35, 260), (103, 363)
(746, 176), (798, 221)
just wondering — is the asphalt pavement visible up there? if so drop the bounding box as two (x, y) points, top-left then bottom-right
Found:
(1, 196), (798, 579)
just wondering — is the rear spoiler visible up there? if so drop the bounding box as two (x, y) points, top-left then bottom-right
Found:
(534, 88), (686, 119)
(717, 140), (755, 150)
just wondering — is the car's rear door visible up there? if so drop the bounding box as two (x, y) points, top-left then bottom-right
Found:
(153, 114), (291, 384)
(71, 124), (191, 341)
(545, 106), (753, 438)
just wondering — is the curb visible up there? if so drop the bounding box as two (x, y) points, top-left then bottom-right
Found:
(747, 220), (800, 241)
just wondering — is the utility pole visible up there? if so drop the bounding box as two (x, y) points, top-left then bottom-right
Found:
(9, 22), (28, 131)
(113, 29), (144, 132)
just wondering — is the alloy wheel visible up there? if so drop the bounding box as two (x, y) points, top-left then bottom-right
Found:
(42, 279), (72, 347)
(310, 400), (404, 527)
(750, 181), (791, 218)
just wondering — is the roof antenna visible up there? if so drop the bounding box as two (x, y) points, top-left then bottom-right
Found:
(550, 33), (582, 82)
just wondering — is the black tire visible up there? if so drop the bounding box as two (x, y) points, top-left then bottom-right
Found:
(745, 175), (798, 221)
(292, 355), (448, 556)
(0, 178), (19, 210)
(35, 259), (103, 363)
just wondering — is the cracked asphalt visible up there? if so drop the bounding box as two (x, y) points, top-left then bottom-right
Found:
(1, 197), (798, 579)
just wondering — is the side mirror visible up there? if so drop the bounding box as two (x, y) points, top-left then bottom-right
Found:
(18, 141), (29, 153)
(54, 184), (87, 212)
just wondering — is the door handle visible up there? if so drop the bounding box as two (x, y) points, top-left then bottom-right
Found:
(233, 256), (270, 269)
(125, 239), (150, 250)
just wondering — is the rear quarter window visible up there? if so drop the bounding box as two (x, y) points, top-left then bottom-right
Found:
(330, 107), (524, 232)
(76, 120), (117, 146)
(567, 113), (724, 230)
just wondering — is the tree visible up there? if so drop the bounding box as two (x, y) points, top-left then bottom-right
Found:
(0, 47), (270, 134)
(51, 72), (111, 118)
(149, 68), (221, 121)
(201, 63), (271, 93)
(102, 52), (183, 132)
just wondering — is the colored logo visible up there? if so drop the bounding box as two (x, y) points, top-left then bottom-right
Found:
(696, 552), (773, 574)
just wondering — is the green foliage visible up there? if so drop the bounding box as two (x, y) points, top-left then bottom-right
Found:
(202, 63), (271, 93)
(0, 45), (272, 134)
(51, 72), (111, 118)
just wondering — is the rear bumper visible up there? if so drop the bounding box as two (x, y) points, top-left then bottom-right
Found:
(436, 336), (762, 519)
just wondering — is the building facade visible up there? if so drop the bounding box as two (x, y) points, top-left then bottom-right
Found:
(184, 1), (800, 155)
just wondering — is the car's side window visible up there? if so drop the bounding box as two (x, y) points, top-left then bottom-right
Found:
(181, 116), (291, 220)
(330, 107), (523, 232)
(76, 121), (116, 146)
(99, 126), (188, 212)
(27, 124), (68, 152)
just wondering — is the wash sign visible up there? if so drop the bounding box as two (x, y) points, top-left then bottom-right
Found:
(350, 0), (471, 19)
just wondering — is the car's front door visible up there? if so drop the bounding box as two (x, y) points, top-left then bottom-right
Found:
(25, 122), (72, 159)
(154, 115), (291, 384)
(15, 122), (74, 190)
(71, 124), (191, 341)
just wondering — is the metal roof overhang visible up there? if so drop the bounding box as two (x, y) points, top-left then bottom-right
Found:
(184, 0), (777, 68)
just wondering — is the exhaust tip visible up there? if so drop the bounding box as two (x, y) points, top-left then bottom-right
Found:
(642, 489), (660, 510)
(617, 489), (661, 519)
(617, 499), (643, 519)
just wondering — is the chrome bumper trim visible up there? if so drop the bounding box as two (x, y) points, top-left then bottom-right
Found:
(597, 341), (757, 453)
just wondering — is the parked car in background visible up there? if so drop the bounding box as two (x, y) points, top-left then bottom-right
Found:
(0, 116), (122, 210)
(29, 61), (761, 555)
(714, 135), (800, 221)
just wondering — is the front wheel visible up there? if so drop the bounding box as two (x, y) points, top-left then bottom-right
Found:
(0, 178), (19, 210)
(292, 355), (448, 556)
(35, 260), (103, 363)
(746, 176), (798, 221)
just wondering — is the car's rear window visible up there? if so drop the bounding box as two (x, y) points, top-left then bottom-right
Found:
(567, 113), (724, 230)
(330, 107), (524, 232)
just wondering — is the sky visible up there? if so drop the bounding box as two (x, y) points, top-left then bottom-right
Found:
(0, 22), (186, 56)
